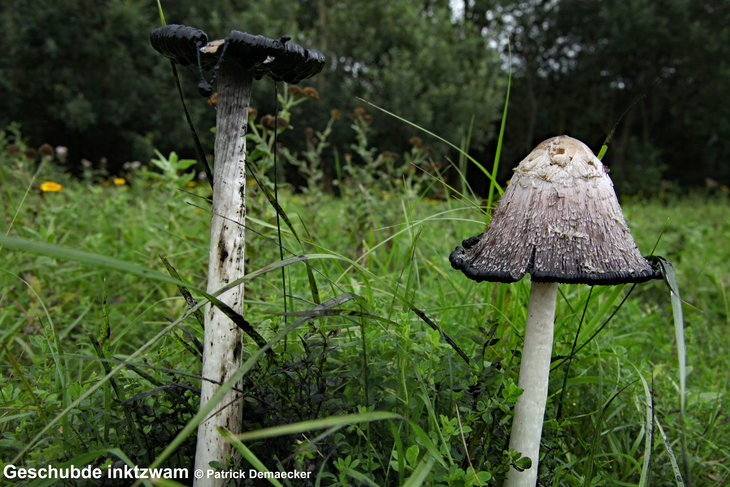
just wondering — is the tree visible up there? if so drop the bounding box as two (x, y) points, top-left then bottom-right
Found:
(0, 0), (505, 183)
(469, 0), (730, 192)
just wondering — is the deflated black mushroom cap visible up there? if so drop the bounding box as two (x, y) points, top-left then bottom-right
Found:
(223, 30), (325, 83)
(150, 24), (324, 85)
(150, 24), (212, 68)
(449, 136), (661, 285)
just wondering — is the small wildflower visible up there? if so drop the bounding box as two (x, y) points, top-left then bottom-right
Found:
(194, 208), (202, 214)
(24, 148), (37, 160)
(409, 136), (423, 147)
(287, 85), (304, 97)
(207, 92), (218, 106)
(186, 180), (197, 187)
(55, 146), (68, 158)
(380, 151), (400, 161)
(40, 181), (64, 192)
(38, 143), (54, 158)
(331, 109), (341, 120)
(248, 107), (258, 120)
(81, 158), (93, 168)
(113, 177), (126, 186)
(353, 107), (366, 116)
(302, 87), (319, 100)
(363, 114), (373, 124)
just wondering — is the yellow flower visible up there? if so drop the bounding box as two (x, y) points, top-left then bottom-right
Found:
(186, 181), (197, 187)
(40, 181), (64, 192)
(113, 177), (126, 186)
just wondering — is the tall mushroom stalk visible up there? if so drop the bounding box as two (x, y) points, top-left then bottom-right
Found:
(194, 58), (252, 477)
(150, 25), (324, 483)
(449, 136), (660, 486)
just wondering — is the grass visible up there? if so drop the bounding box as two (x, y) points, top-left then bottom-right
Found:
(1, 122), (729, 486)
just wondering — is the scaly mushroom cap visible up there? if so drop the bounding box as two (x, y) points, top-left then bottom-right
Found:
(450, 135), (660, 285)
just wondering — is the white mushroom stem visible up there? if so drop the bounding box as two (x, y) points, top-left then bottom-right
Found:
(505, 281), (558, 487)
(194, 61), (253, 485)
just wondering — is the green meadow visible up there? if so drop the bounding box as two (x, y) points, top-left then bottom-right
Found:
(1, 118), (728, 486)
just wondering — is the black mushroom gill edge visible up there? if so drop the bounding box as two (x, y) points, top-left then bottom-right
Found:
(449, 237), (663, 285)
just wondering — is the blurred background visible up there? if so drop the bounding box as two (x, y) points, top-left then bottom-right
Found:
(1, 0), (728, 195)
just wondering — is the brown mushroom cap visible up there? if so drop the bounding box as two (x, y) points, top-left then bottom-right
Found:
(450, 135), (660, 285)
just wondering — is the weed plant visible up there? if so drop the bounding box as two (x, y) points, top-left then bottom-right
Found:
(0, 96), (728, 487)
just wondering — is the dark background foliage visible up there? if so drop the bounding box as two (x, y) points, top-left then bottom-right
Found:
(1, 0), (728, 193)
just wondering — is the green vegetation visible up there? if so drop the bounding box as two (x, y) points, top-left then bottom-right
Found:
(2, 0), (728, 193)
(1, 109), (728, 485)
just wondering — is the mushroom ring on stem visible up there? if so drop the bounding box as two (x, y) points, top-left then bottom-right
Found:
(449, 135), (660, 486)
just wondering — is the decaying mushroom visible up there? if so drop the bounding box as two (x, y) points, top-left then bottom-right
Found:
(449, 135), (660, 486)
(150, 25), (324, 485)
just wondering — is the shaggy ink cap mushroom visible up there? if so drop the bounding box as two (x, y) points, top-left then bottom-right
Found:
(450, 135), (660, 285)
(149, 24), (325, 88)
(150, 24), (211, 67)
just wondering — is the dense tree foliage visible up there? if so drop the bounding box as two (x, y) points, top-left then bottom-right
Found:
(0, 0), (503, 180)
(1, 0), (728, 192)
(466, 0), (730, 193)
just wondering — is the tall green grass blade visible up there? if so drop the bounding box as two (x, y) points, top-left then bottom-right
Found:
(389, 421), (406, 486)
(247, 163), (321, 304)
(155, 0), (166, 25)
(100, 280), (111, 442)
(356, 97), (502, 197)
(0, 236), (190, 287)
(221, 428), (284, 487)
(235, 412), (401, 442)
(407, 422), (448, 469)
(486, 43), (511, 214)
(655, 414), (685, 487)
(635, 367), (654, 487)
(2, 159), (45, 250)
(402, 454), (436, 487)
(160, 255), (205, 327)
(656, 257), (690, 483)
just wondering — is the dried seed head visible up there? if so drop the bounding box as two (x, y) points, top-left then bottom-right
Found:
(450, 135), (659, 285)
(38, 144), (54, 157)
(302, 87), (319, 100)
